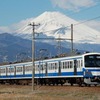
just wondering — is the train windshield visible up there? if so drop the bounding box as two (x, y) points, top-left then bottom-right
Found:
(85, 54), (100, 67)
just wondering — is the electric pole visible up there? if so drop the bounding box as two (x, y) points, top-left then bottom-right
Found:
(56, 34), (62, 56)
(29, 22), (39, 91)
(71, 24), (73, 52)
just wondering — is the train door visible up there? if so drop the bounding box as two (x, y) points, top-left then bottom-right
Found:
(77, 59), (83, 75)
(58, 61), (61, 76)
(6, 67), (8, 77)
(74, 60), (77, 75)
(8, 66), (15, 79)
(23, 65), (25, 76)
(38, 61), (46, 78)
(45, 62), (48, 76)
(16, 65), (23, 77)
(14, 66), (16, 77)
(47, 61), (59, 77)
(0, 67), (6, 78)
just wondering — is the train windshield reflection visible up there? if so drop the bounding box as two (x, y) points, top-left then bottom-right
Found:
(85, 55), (100, 67)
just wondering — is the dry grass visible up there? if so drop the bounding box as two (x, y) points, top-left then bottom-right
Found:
(0, 85), (100, 100)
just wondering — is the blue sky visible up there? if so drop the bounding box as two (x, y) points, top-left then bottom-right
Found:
(0, 0), (100, 31)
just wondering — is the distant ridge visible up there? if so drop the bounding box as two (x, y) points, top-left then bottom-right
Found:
(0, 33), (70, 62)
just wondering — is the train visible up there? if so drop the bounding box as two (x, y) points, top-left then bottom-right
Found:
(0, 52), (100, 86)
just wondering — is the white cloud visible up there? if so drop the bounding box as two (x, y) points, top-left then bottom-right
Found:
(51, 0), (99, 11)
(0, 18), (34, 34)
(0, 26), (11, 33)
(85, 20), (100, 31)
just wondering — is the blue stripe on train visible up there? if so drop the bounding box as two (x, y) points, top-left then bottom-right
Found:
(83, 68), (100, 71)
(83, 68), (100, 78)
(0, 72), (83, 79)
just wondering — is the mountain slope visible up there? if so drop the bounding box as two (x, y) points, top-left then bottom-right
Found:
(0, 11), (100, 57)
(0, 33), (70, 62)
(13, 11), (100, 44)
(0, 33), (32, 62)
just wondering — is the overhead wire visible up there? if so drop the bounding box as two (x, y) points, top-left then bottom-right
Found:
(12, 2), (100, 35)
(5, 2), (100, 47)
(39, 15), (100, 34)
(5, 16), (99, 48)
(14, 3), (99, 34)
(38, 3), (100, 33)
(74, 15), (100, 26)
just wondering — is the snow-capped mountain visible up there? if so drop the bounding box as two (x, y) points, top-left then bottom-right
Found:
(0, 11), (100, 62)
(12, 11), (100, 44)
(0, 11), (100, 53)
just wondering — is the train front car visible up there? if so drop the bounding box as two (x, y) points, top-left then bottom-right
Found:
(83, 53), (100, 86)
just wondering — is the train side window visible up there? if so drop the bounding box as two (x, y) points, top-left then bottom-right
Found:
(37, 64), (40, 71)
(79, 60), (81, 68)
(48, 63), (51, 70)
(61, 62), (63, 69)
(48, 62), (58, 70)
(25, 65), (32, 71)
(77, 60), (82, 68)
(42, 64), (45, 70)
(63, 62), (65, 69)
(81, 60), (83, 67)
(50, 63), (52, 70)
(42, 64), (43, 70)
(49, 64), (52, 70)
(8, 67), (14, 73)
(61, 61), (67, 69)
(6, 67), (8, 73)
(16, 67), (23, 72)
(50, 64), (52, 70)
(65, 62), (67, 69)
(77, 60), (79, 68)
(0, 68), (6, 73)
(38, 64), (43, 70)
(11, 67), (14, 72)
(63, 62), (66, 69)
(64, 61), (68, 69)
(52, 64), (54, 70)
(70, 61), (73, 68)
(68, 62), (70, 68)
(55, 63), (57, 69)
(35, 65), (38, 71)
(53, 63), (55, 70)
(48, 63), (57, 70)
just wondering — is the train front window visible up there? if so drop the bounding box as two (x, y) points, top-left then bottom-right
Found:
(85, 55), (100, 67)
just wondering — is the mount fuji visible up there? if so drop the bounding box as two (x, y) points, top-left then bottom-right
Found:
(12, 11), (100, 44)
(8, 11), (99, 52)
(0, 11), (100, 60)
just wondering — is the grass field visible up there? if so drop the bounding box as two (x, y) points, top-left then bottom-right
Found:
(0, 85), (100, 100)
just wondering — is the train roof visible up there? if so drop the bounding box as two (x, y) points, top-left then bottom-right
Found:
(0, 52), (100, 67)
(35, 52), (100, 63)
(82, 52), (100, 56)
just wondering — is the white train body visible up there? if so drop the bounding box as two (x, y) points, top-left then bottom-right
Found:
(0, 52), (100, 85)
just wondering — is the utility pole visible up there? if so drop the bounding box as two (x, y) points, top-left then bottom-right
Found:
(56, 34), (62, 56)
(29, 22), (39, 91)
(71, 24), (73, 52)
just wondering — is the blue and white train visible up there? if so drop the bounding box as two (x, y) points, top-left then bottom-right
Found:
(0, 52), (100, 86)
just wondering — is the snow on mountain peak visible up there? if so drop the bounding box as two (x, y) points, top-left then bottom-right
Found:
(12, 11), (100, 44)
